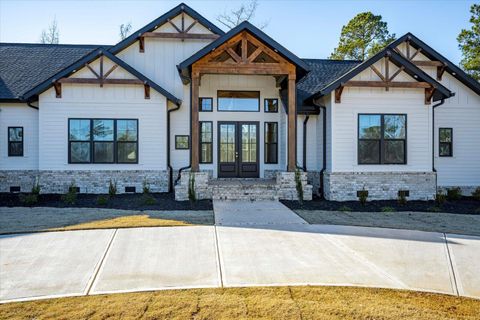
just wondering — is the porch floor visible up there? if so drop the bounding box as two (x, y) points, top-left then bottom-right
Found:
(208, 178), (276, 187)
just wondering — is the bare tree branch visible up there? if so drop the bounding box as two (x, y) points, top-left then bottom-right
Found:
(217, 0), (269, 30)
(119, 22), (132, 40)
(40, 18), (59, 44)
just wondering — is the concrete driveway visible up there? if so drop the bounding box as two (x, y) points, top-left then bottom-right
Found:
(1, 200), (479, 303)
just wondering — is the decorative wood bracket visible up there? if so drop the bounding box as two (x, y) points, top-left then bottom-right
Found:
(335, 86), (344, 103)
(144, 84), (150, 99)
(139, 37), (145, 53)
(425, 87), (435, 105)
(437, 65), (446, 81)
(53, 82), (61, 98)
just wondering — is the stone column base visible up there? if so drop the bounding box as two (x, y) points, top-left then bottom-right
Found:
(174, 171), (211, 201)
(323, 171), (436, 201)
(276, 171), (313, 201)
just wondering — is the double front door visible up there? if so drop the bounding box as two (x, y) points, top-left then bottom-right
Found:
(218, 122), (259, 178)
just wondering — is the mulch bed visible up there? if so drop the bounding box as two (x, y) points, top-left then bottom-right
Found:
(282, 196), (480, 214)
(0, 193), (212, 211)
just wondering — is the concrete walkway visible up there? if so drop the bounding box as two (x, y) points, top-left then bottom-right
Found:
(1, 200), (479, 303)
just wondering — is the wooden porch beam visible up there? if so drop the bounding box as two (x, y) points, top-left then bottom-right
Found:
(412, 60), (444, 67)
(191, 71), (200, 172)
(226, 47), (242, 63)
(344, 81), (432, 89)
(142, 32), (220, 40)
(287, 74), (296, 172)
(58, 78), (144, 85)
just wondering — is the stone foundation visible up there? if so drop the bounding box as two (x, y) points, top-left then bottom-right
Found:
(174, 171), (211, 201)
(276, 171), (313, 201)
(0, 170), (169, 194)
(324, 171), (437, 201)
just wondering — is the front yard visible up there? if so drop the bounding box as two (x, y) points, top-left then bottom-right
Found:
(1, 286), (479, 320)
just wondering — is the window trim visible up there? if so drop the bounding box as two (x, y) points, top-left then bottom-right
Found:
(264, 98), (279, 113)
(357, 114), (407, 165)
(68, 118), (138, 164)
(217, 90), (260, 112)
(199, 121), (213, 164)
(439, 127), (453, 157)
(175, 135), (190, 150)
(199, 97), (213, 112)
(8, 126), (24, 157)
(264, 122), (278, 164)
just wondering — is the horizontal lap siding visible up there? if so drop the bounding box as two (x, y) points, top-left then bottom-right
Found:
(0, 104), (38, 170)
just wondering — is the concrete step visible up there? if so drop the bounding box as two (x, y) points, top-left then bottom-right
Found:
(210, 180), (279, 201)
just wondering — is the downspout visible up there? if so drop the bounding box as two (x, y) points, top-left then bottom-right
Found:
(302, 116), (310, 171)
(432, 98), (445, 193)
(175, 82), (193, 185)
(167, 103), (181, 192)
(311, 95), (327, 198)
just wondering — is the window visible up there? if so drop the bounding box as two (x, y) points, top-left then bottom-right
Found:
(200, 122), (213, 163)
(439, 128), (453, 157)
(8, 127), (23, 157)
(199, 98), (213, 112)
(68, 119), (138, 164)
(264, 99), (278, 113)
(175, 135), (189, 149)
(358, 114), (406, 165)
(217, 91), (260, 112)
(264, 122), (278, 164)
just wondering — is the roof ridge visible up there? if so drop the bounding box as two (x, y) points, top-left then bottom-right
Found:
(302, 58), (362, 63)
(0, 42), (109, 48)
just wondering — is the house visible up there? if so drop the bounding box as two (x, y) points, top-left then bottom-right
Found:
(1, 3), (479, 201)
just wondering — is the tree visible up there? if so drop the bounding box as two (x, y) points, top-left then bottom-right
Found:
(330, 12), (395, 61)
(217, 0), (268, 30)
(119, 22), (132, 40)
(40, 18), (59, 44)
(458, 4), (480, 80)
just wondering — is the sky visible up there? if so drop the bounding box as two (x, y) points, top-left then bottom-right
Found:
(0, 0), (476, 64)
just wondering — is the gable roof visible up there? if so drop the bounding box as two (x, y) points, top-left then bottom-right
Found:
(305, 47), (454, 103)
(388, 32), (480, 95)
(178, 21), (310, 82)
(108, 3), (224, 55)
(0, 43), (100, 101)
(21, 48), (182, 105)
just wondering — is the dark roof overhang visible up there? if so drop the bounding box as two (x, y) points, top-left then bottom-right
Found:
(108, 3), (224, 55)
(21, 48), (181, 105)
(177, 21), (310, 84)
(306, 48), (454, 103)
(388, 32), (480, 96)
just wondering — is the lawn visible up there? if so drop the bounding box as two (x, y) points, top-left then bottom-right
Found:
(1, 286), (478, 320)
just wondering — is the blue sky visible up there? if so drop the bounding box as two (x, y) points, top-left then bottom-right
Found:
(0, 0), (475, 63)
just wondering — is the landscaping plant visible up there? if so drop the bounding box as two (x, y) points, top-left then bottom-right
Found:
(381, 206), (395, 212)
(295, 169), (304, 204)
(358, 189), (368, 206)
(108, 179), (117, 198)
(97, 195), (108, 206)
(62, 181), (78, 205)
(143, 179), (150, 194)
(188, 172), (196, 202)
(435, 190), (447, 205)
(338, 205), (352, 212)
(447, 187), (462, 201)
(397, 193), (407, 206)
(472, 187), (480, 201)
(19, 179), (41, 206)
(142, 194), (157, 205)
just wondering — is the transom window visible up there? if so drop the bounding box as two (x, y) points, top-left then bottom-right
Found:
(200, 122), (213, 163)
(358, 114), (406, 165)
(439, 128), (453, 157)
(217, 91), (260, 112)
(264, 99), (278, 113)
(8, 127), (23, 157)
(69, 119), (138, 164)
(264, 122), (278, 164)
(199, 97), (213, 112)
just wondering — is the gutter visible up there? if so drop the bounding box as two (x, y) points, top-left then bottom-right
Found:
(167, 103), (181, 192)
(432, 98), (445, 193)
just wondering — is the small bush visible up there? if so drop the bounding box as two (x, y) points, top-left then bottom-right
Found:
(108, 179), (117, 198)
(31, 178), (41, 195)
(435, 191), (447, 205)
(397, 193), (407, 206)
(143, 179), (150, 194)
(475, 207), (480, 214)
(447, 187), (462, 201)
(62, 181), (78, 205)
(295, 169), (304, 204)
(338, 205), (352, 212)
(141, 194), (157, 205)
(357, 190), (368, 206)
(97, 195), (108, 206)
(381, 206), (395, 212)
(471, 187), (480, 201)
(19, 193), (38, 206)
(428, 206), (442, 212)
(188, 172), (196, 202)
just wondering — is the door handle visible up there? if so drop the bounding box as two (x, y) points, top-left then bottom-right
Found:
(235, 152), (238, 158)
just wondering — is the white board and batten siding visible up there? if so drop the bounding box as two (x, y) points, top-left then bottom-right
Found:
(38, 55), (168, 171)
(0, 103), (39, 170)
(328, 58), (433, 173)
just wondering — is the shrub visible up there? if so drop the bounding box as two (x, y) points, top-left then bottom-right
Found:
(143, 179), (150, 194)
(357, 189), (368, 206)
(471, 187), (480, 201)
(338, 205), (352, 212)
(475, 207), (480, 214)
(295, 169), (304, 204)
(447, 187), (462, 201)
(19, 193), (38, 206)
(142, 194), (157, 205)
(428, 206), (442, 212)
(188, 172), (196, 202)
(397, 193), (407, 206)
(435, 190), (447, 205)
(62, 181), (78, 205)
(108, 179), (117, 198)
(97, 195), (108, 206)
(381, 206), (395, 212)
(31, 178), (41, 195)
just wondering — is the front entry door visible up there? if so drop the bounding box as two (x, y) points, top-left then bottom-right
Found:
(218, 122), (259, 178)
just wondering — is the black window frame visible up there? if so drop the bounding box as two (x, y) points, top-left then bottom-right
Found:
(175, 135), (190, 150)
(217, 90), (260, 112)
(8, 126), (23, 157)
(264, 98), (279, 113)
(358, 114), (407, 165)
(439, 128), (453, 157)
(264, 122), (278, 164)
(199, 121), (213, 164)
(199, 97), (213, 112)
(68, 118), (138, 164)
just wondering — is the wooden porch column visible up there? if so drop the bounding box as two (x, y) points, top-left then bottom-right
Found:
(191, 71), (200, 172)
(287, 73), (296, 172)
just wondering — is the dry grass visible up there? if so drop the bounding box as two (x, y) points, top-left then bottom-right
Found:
(49, 215), (192, 231)
(1, 286), (479, 320)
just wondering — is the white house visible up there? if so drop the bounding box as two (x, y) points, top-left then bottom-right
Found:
(1, 3), (479, 201)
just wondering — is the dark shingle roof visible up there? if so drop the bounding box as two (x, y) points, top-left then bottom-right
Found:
(0, 43), (101, 100)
